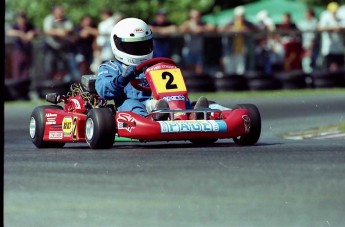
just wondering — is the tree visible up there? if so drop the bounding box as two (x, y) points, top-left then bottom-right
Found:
(5, 0), (345, 29)
(5, 0), (215, 28)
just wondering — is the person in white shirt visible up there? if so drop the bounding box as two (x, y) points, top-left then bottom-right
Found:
(96, 9), (123, 63)
(336, 4), (345, 25)
(318, 2), (345, 70)
(297, 8), (319, 73)
(256, 10), (276, 32)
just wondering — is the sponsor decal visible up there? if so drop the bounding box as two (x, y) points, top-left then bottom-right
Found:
(62, 117), (73, 135)
(72, 117), (78, 139)
(128, 58), (136, 64)
(242, 115), (251, 133)
(159, 120), (227, 133)
(45, 113), (57, 125)
(117, 113), (136, 132)
(163, 95), (185, 102)
(46, 113), (57, 117)
(71, 99), (81, 109)
(146, 64), (176, 72)
(134, 28), (144, 33)
(62, 116), (78, 138)
(49, 131), (63, 139)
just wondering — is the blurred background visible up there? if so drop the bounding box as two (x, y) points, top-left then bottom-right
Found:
(4, 0), (345, 101)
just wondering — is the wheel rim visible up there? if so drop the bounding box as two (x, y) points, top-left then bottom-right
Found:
(85, 118), (94, 140)
(29, 117), (36, 138)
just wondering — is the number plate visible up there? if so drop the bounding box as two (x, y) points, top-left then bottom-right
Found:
(149, 68), (187, 93)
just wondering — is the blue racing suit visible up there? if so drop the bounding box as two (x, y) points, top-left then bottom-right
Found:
(95, 60), (151, 116)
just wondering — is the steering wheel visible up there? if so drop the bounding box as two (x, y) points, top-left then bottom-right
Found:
(130, 57), (177, 92)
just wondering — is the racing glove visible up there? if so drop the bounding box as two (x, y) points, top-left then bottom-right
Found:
(116, 65), (138, 86)
(122, 65), (137, 80)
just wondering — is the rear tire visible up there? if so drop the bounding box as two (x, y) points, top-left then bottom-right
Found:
(85, 108), (115, 149)
(29, 105), (65, 148)
(233, 104), (261, 146)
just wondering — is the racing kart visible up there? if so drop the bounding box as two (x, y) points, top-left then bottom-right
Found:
(29, 57), (261, 149)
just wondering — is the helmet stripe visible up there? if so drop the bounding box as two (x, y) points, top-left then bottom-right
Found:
(120, 34), (152, 42)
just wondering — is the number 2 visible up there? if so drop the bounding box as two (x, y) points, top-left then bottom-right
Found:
(162, 72), (178, 90)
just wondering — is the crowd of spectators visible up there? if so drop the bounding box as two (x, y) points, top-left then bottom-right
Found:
(5, 2), (345, 89)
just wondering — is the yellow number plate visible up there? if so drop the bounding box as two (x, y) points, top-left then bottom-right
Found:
(149, 68), (187, 93)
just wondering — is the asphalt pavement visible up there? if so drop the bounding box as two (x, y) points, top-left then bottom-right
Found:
(4, 93), (345, 227)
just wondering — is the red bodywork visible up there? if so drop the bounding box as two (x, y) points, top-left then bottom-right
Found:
(42, 60), (252, 144)
(43, 98), (87, 143)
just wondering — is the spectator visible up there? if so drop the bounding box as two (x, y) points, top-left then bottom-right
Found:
(6, 11), (38, 79)
(179, 9), (216, 75)
(218, 6), (257, 74)
(276, 12), (298, 31)
(276, 13), (302, 71)
(43, 5), (80, 82)
(256, 10), (276, 32)
(337, 4), (345, 24)
(96, 10), (123, 64)
(297, 8), (319, 73)
(254, 10), (279, 73)
(149, 9), (177, 58)
(318, 2), (345, 71)
(254, 33), (285, 73)
(75, 15), (98, 75)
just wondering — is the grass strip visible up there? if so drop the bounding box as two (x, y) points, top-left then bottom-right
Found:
(282, 121), (345, 140)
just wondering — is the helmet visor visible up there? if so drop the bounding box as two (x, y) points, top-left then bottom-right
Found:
(114, 35), (153, 56)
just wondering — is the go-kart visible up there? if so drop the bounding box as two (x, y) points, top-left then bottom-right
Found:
(29, 57), (261, 149)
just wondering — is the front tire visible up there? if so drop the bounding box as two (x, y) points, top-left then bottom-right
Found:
(85, 108), (115, 149)
(233, 104), (261, 146)
(29, 105), (65, 148)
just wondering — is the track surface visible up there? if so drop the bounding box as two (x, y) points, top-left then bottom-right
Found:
(4, 94), (345, 227)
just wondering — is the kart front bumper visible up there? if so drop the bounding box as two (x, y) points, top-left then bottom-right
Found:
(116, 109), (251, 141)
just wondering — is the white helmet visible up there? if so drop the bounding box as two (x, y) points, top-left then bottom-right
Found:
(110, 18), (153, 65)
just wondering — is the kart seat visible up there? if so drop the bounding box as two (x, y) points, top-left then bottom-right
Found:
(81, 75), (97, 93)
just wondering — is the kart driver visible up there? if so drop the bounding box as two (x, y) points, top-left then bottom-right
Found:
(95, 17), (226, 120)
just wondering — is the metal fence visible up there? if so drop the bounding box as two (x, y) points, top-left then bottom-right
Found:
(4, 30), (345, 100)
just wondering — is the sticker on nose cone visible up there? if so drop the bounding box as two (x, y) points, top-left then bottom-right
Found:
(242, 115), (251, 133)
(159, 120), (227, 133)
